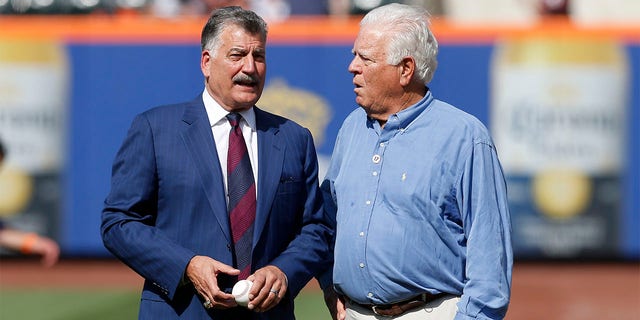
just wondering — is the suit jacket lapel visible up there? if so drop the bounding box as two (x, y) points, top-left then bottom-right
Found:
(181, 98), (232, 243)
(254, 107), (284, 246)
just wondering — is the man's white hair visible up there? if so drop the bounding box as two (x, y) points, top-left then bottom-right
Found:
(360, 3), (439, 84)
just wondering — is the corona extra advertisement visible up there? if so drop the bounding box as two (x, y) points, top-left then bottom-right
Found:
(0, 39), (67, 248)
(491, 37), (629, 258)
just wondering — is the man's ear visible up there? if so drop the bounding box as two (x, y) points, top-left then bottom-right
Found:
(201, 50), (211, 77)
(399, 56), (416, 87)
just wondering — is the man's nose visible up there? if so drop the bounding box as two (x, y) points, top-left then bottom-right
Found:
(242, 56), (256, 73)
(348, 57), (360, 74)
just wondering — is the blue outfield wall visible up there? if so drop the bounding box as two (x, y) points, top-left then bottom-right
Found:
(62, 41), (639, 259)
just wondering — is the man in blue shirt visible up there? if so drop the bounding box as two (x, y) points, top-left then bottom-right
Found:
(321, 3), (513, 319)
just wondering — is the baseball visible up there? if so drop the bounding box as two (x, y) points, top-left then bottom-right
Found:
(232, 280), (253, 307)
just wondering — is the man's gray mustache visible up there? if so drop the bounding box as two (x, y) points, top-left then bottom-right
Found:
(233, 73), (259, 85)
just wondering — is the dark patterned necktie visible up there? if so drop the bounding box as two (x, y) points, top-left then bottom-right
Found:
(226, 112), (256, 280)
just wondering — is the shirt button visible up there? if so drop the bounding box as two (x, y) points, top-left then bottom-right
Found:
(368, 292), (374, 298)
(359, 263), (365, 268)
(379, 142), (385, 147)
(365, 200), (371, 205)
(359, 232), (364, 237)
(372, 171), (378, 176)
(372, 154), (381, 163)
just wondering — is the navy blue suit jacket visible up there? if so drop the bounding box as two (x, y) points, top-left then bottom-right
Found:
(101, 97), (333, 319)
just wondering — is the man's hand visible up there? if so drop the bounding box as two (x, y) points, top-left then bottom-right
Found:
(186, 255), (240, 309)
(245, 265), (287, 312)
(323, 286), (346, 320)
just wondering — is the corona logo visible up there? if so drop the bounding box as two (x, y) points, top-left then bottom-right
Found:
(258, 78), (332, 148)
(532, 169), (592, 220)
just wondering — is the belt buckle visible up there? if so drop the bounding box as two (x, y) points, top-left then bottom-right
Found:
(370, 294), (428, 317)
(371, 305), (391, 317)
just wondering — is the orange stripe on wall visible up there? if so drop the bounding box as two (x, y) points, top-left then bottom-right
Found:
(0, 15), (638, 44)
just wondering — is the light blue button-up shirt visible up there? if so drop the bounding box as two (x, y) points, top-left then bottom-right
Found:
(322, 90), (513, 319)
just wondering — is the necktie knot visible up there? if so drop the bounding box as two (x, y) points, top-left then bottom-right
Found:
(226, 112), (242, 128)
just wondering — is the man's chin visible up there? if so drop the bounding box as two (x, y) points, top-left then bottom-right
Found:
(232, 96), (260, 109)
(235, 85), (262, 96)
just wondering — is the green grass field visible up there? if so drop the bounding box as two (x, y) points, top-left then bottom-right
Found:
(0, 288), (329, 320)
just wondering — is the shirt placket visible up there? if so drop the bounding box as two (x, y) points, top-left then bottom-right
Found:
(360, 120), (396, 302)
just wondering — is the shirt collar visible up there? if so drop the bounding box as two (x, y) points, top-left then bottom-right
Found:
(202, 89), (257, 130)
(373, 88), (433, 132)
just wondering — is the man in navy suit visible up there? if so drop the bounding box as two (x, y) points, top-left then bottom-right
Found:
(101, 6), (333, 319)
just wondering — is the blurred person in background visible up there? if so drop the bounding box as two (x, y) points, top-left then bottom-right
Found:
(152, 0), (332, 18)
(321, 3), (512, 320)
(288, 0), (330, 15)
(151, 0), (249, 16)
(101, 6), (333, 320)
(185, 0), (249, 13)
(0, 140), (60, 268)
(329, 0), (443, 16)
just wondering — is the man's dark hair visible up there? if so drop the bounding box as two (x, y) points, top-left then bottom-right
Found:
(200, 6), (268, 52)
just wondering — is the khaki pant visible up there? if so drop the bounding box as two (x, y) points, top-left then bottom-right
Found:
(345, 295), (460, 320)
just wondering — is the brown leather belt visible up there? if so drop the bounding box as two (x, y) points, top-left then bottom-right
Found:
(350, 292), (446, 317)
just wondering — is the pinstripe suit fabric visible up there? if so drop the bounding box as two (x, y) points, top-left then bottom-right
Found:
(101, 97), (333, 319)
